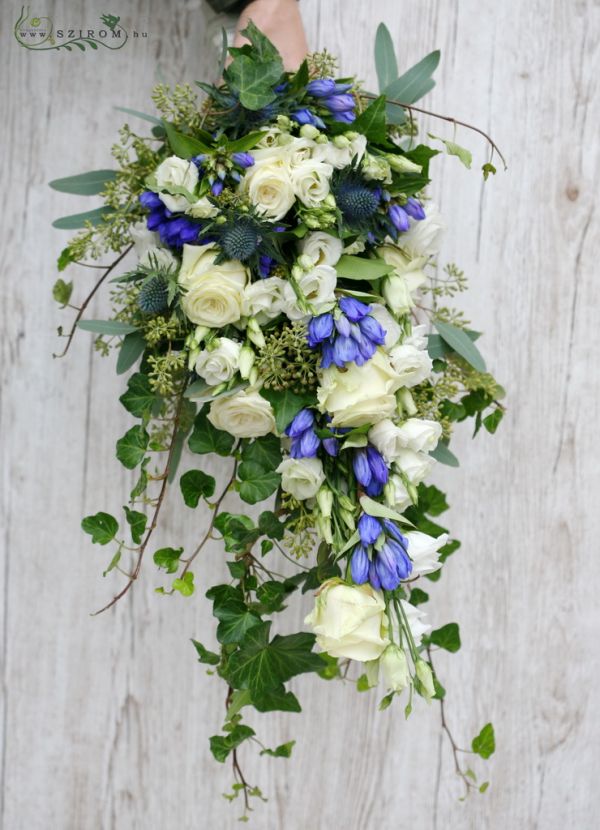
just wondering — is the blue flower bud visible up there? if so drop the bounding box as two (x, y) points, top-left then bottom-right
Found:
(323, 94), (355, 113)
(375, 544), (402, 590)
(232, 152), (255, 169)
(368, 559), (381, 590)
(382, 519), (408, 547)
(404, 197), (426, 220)
(334, 313), (352, 337)
(211, 180), (224, 197)
(298, 428), (320, 458)
(322, 437), (339, 457)
(333, 82), (353, 94)
(307, 78), (337, 97)
(332, 111), (356, 124)
(352, 449), (372, 487)
(139, 190), (163, 209)
(320, 340), (335, 368)
(389, 204), (410, 232)
(358, 513), (382, 545)
(285, 408), (315, 437)
(333, 334), (359, 365)
(386, 539), (413, 579)
(358, 315), (386, 345)
(339, 296), (370, 322)
(258, 255), (274, 278)
(367, 446), (389, 485)
(307, 313), (334, 346)
(291, 108), (317, 125)
(351, 545), (370, 584)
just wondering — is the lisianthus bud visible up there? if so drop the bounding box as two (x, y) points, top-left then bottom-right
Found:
(300, 124), (320, 140)
(297, 254), (314, 271)
(333, 135), (351, 149)
(317, 514), (333, 544)
(278, 132), (294, 146)
(194, 325), (210, 344)
(339, 508), (356, 531)
(381, 644), (410, 692)
(249, 367), (258, 386)
(323, 194), (337, 209)
(238, 343), (255, 379)
(337, 493), (355, 512)
(385, 154), (422, 174)
(317, 486), (334, 518)
(415, 659), (435, 700)
(304, 215), (321, 229)
(276, 115), (292, 131)
(397, 388), (417, 415)
(246, 317), (266, 349)
(187, 347), (200, 370)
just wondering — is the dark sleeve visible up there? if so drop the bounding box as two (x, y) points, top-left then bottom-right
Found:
(205, 0), (252, 13)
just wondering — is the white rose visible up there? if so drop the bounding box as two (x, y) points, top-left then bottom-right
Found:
(381, 644), (410, 692)
(242, 277), (286, 323)
(241, 160), (295, 220)
(299, 231), (343, 267)
(317, 348), (403, 427)
(195, 338), (242, 386)
(276, 457), (325, 500)
(394, 418), (441, 453)
(178, 243), (248, 327)
(385, 473), (412, 512)
(393, 449), (434, 485)
(155, 155), (199, 212)
(312, 134), (367, 169)
(304, 579), (390, 662)
(400, 204), (445, 257)
(368, 304), (402, 350)
(287, 136), (317, 168)
(405, 530), (448, 576)
(185, 195), (219, 219)
(208, 388), (275, 438)
(282, 264), (337, 320)
(388, 343), (433, 387)
(290, 160), (333, 208)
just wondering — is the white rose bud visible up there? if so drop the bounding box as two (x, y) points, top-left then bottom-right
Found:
(242, 277), (286, 324)
(394, 449), (434, 485)
(394, 418), (442, 453)
(238, 344), (255, 380)
(195, 338), (241, 386)
(276, 457), (326, 501)
(389, 343), (433, 387)
(282, 264), (337, 320)
(155, 156), (199, 212)
(208, 388), (275, 438)
(290, 160), (333, 208)
(299, 231), (343, 267)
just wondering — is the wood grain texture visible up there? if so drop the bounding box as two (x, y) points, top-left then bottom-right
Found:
(1, 0), (599, 827)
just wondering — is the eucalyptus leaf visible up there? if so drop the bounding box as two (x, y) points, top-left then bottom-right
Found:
(429, 442), (459, 467)
(375, 22), (398, 92)
(114, 106), (163, 125)
(52, 207), (111, 230)
(49, 169), (117, 196)
(433, 319), (486, 372)
(78, 319), (138, 336)
(359, 495), (414, 525)
(116, 331), (146, 375)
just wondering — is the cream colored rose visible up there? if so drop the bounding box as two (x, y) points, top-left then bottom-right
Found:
(195, 338), (241, 386)
(304, 579), (390, 662)
(394, 418), (442, 453)
(155, 155), (199, 212)
(207, 388), (275, 438)
(388, 342), (433, 387)
(317, 348), (403, 427)
(242, 277), (286, 323)
(178, 243), (248, 327)
(185, 195), (219, 219)
(290, 160), (333, 208)
(299, 231), (343, 267)
(282, 264), (337, 320)
(276, 457), (325, 500)
(241, 160), (295, 220)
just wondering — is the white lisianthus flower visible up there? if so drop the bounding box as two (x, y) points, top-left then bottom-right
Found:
(400, 203), (445, 258)
(208, 388), (275, 438)
(404, 324), (428, 351)
(155, 155), (199, 212)
(241, 160), (295, 220)
(195, 338), (242, 386)
(287, 136), (318, 168)
(185, 195), (219, 219)
(394, 418), (442, 453)
(304, 579), (390, 662)
(130, 221), (158, 257)
(178, 243), (248, 327)
(282, 264), (337, 320)
(377, 244), (428, 314)
(393, 449), (434, 485)
(381, 644), (410, 692)
(242, 277), (286, 323)
(317, 348), (403, 427)
(312, 133), (367, 169)
(368, 304), (402, 350)
(362, 152), (392, 183)
(277, 457), (325, 500)
(389, 342), (433, 387)
(299, 231), (343, 267)
(402, 600), (430, 646)
(368, 419), (405, 463)
(384, 473), (412, 512)
(405, 530), (448, 576)
(290, 160), (333, 208)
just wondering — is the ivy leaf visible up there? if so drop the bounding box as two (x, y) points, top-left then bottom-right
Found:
(52, 278), (73, 307)
(429, 622), (461, 653)
(206, 584), (262, 645)
(57, 247), (75, 271)
(173, 572), (195, 596)
(48, 169), (117, 195)
(417, 484), (449, 516)
(225, 55), (282, 110)
(214, 513), (260, 554)
(258, 387), (317, 434)
(116, 425), (149, 469)
(153, 546), (183, 574)
(483, 409), (504, 434)
(375, 22), (398, 92)
(352, 95), (388, 144)
(116, 332), (146, 375)
(179, 469), (216, 507)
(482, 162), (497, 180)
(241, 434), (282, 472)
(255, 580), (288, 613)
(123, 506), (147, 544)
(258, 510), (285, 540)
(472, 723), (496, 759)
(227, 621), (325, 694)
(409, 587), (429, 606)
(119, 373), (156, 420)
(238, 461), (280, 505)
(81, 512), (118, 545)
(433, 319), (486, 372)
(260, 740), (295, 758)
(191, 639), (220, 666)
(251, 685), (301, 713)
(209, 724), (255, 763)
(188, 406), (235, 456)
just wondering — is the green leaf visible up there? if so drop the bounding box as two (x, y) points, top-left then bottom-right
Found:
(78, 319), (138, 336)
(191, 638), (220, 666)
(483, 409), (504, 434)
(49, 169), (117, 195)
(375, 23), (398, 92)
(225, 131), (267, 153)
(52, 278), (73, 307)
(241, 434), (282, 472)
(227, 622), (324, 694)
(356, 674), (371, 692)
(153, 546), (183, 574)
(116, 425), (149, 469)
(479, 781), (490, 793)
(379, 692), (395, 711)
(258, 510), (285, 540)
(417, 484), (449, 516)
(384, 49), (440, 105)
(433, 319), (486, 372)
(114, 106), (162, 125)
(258, 387), (316, 434)
(409, 587), (429, 606)
(238, 461), (280, 505)
(472, 723), (496, 759)
(238, 20), (282, 64)
(188, 406), (235, 456)
(119, 373), (156, 419)
(52, 207), (111, 230)
(57, 247), (75, 271)
(214, 513), (260, 554)
(163, 121), (213, 157)
(352, 95), (387, 143)
(252, 686), (301, 713)
(359, 495), (414, 525)
(206, 584), (262, 645)
(256, 580), (288, 612)
(336, 254), (394, 281)
(226, 56), (282, 110)
(102, 550), (121, 577)
(179, 469), (216, 507)
(123, 506), (147, 544)
(116, 332), (146, 375)
(429, 134), (472, 169)
(260, 740), (295, 758)
(429, 441), (459, 467)
(81, 512), (118, 545)
(209, 724), (255, 763)
(429, 622), (461, 653)
(482, 162), (497, 181)
(317, 653), (340, 680)
(173, 572), (195, 597)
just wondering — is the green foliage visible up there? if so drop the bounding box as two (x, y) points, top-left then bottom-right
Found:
(238, 461), (280, 505)
(210, 724), (255, 763)
(241, 434), (282, 471)
(78, 319), (138, 336)
(260, 740), (295, 758)
(383, 50), (440, 124)
(429, 622), (461, 653)
(472, 723), (496, 759)
(409, 588), (430, 606)
(252, 686), (301, 713)
(116, 332), (146, 375)
(429, 442), (460, 467)
(81, 512), (119, 545)
(173, 571), (195, 596)
(374, 22), (399, 91)
(52, 278), (73, 307)
(224, 22), (284, 110)
(49, 169), (117, 195)
(352, 96), (388, 144)
(153, 546), (184, 573)
(163, 121), (213, 158)
(429, 134), (473, 169)
(433, 319), (486, 372)
(124, 506), (147, 544)
(258, 387), (316, 434)
(192, 639), (221, 666)
(188, 406), (235, 456)
(179, 469), (216, 507)
(206, 584), (262, 645)
(116, 424), (149, 469)
(52, 206), (111, 230)
(335, 254), (393, 280)
(119, 373), (156, 420)
(483, 409), (504, 434)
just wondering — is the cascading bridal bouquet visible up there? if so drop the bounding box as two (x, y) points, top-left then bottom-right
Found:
(50, 22), (505, 817)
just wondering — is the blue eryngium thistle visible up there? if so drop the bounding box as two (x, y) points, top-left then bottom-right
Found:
(220, 219), (261, 262)
(334, 176), (380, 225)
(138, 276), (169, 314)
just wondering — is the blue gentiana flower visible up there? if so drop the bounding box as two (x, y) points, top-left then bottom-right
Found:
(351, 544), (370, 583)
(307, 298), (386, 369)
(306, 78), (337, 97)
(139, 191), (202, 248)
(211, 180), (224, 197)
(331, 110), (356, 124)
(323, 94), (355, 113)
(351, 515), (412, 591)
(388, 204), (410, 233)
(404, 197), (426, 220)
(258, 255), (275, 278)
(285, 408), (320, 459)
(358, 514), (382, 545)
(352, 445), (389, 496)
(291, 108), (326, 129)
(232, 152), (255, 169)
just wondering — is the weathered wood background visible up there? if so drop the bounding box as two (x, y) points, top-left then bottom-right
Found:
(2, 0), (599, 827)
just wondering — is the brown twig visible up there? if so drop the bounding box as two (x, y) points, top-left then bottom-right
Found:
(53, 243), (134, 359)
(91, 387), (187, 615)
